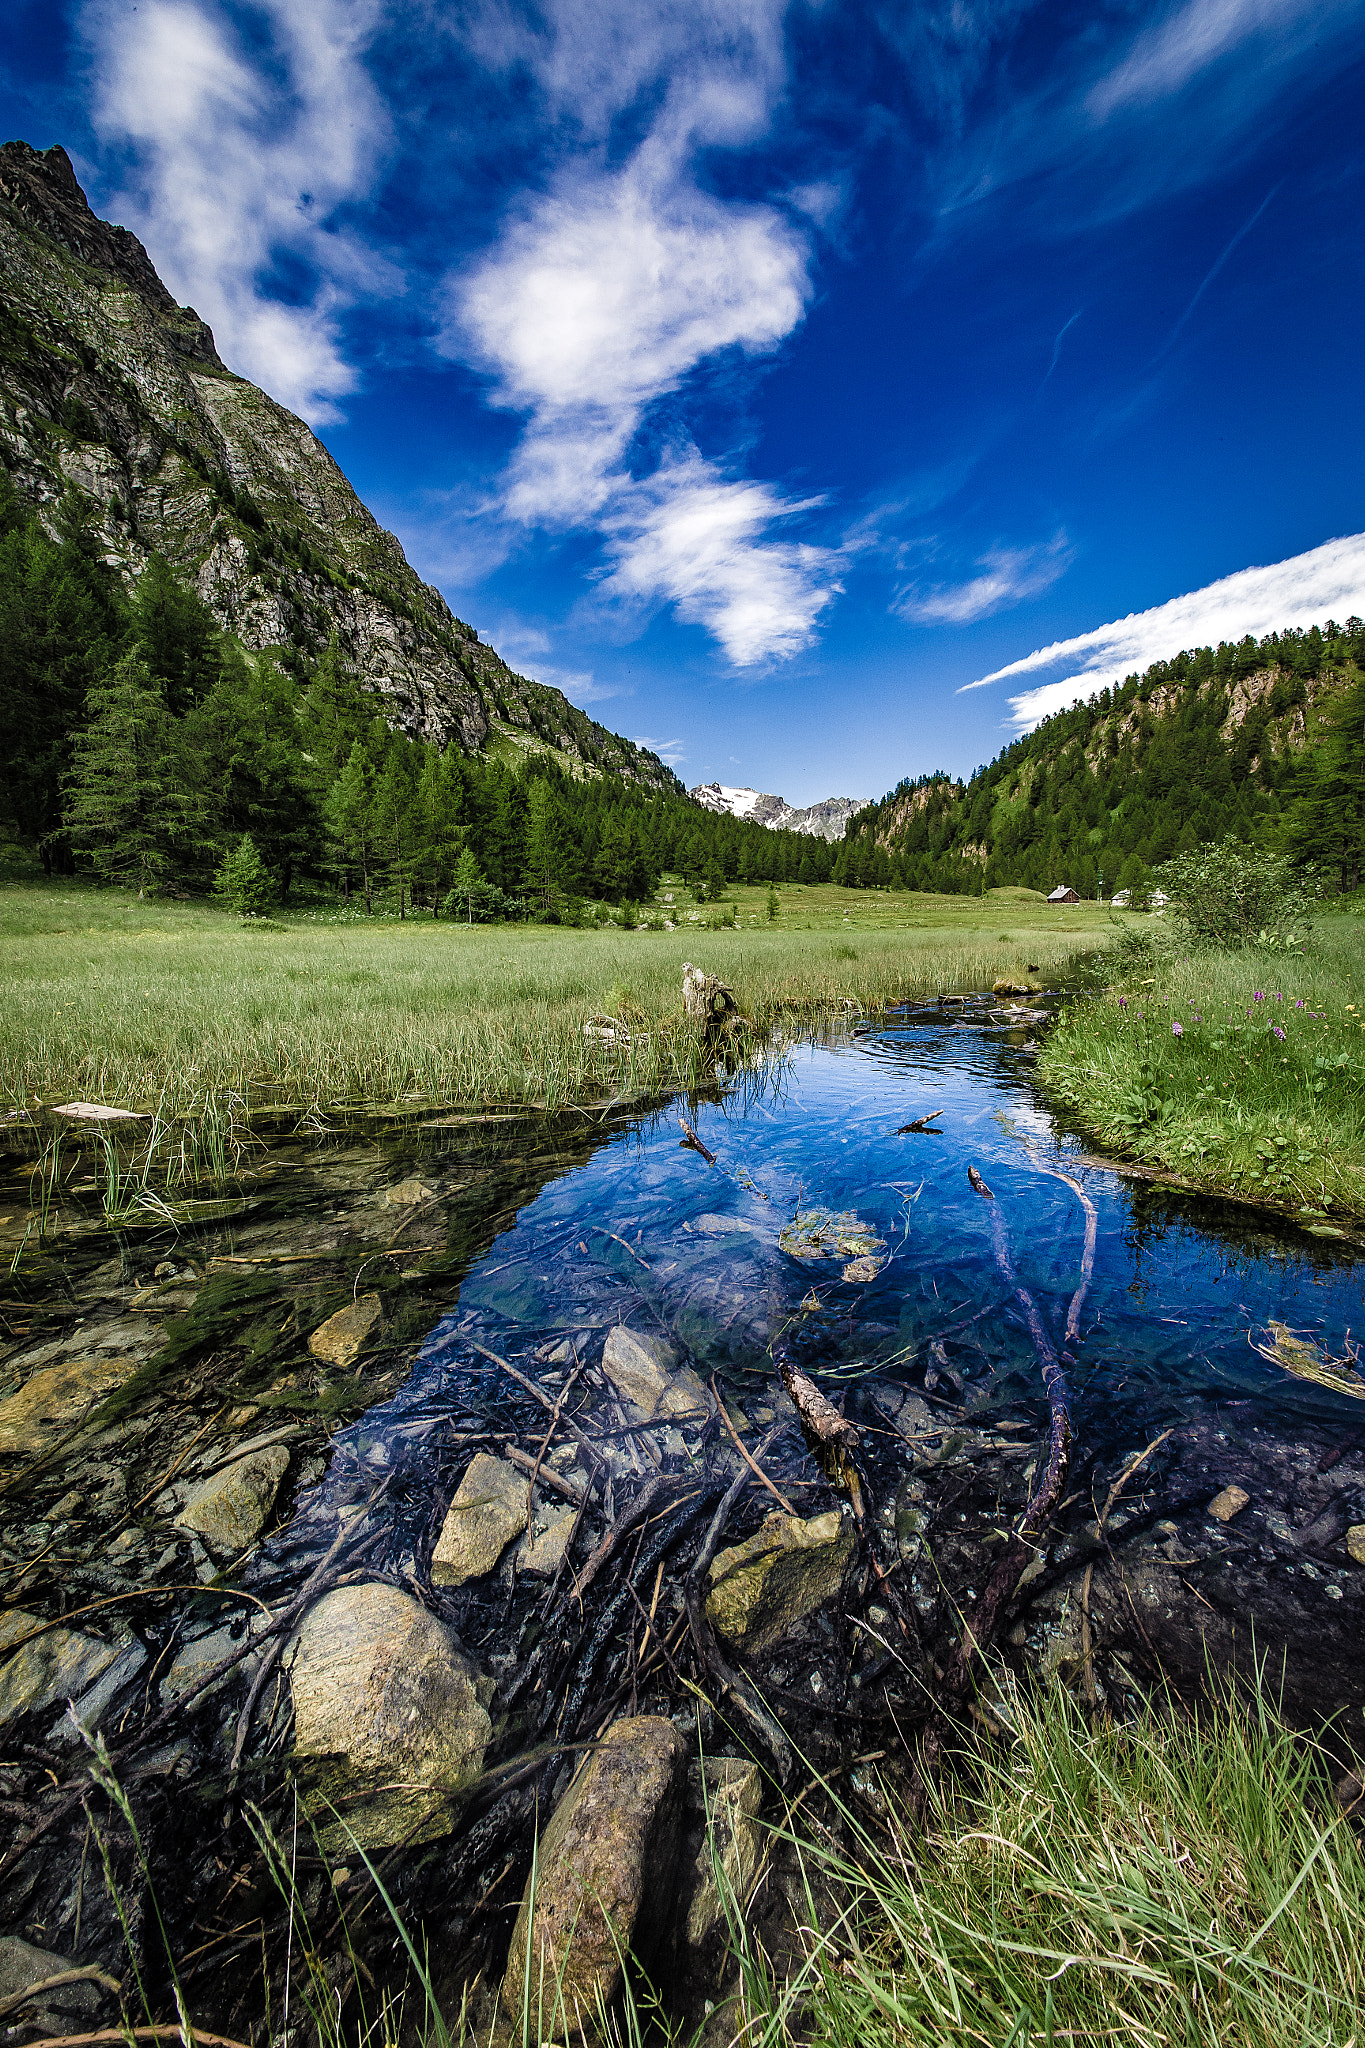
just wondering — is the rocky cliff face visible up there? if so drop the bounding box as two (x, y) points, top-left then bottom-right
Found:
(688, 783), (869, 840)
(0, 141), (678, 794)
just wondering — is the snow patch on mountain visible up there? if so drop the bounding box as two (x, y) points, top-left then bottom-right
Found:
(689, 783), (870, 841)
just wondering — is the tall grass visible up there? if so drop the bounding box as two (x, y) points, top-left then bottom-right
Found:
(752, 1674), (1365, 2048)
(0, 881), (1111, 1128)
(1039, 913), (1365, 1220)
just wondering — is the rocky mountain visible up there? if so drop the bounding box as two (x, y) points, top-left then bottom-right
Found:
(0, 141), (679, 794)
(688, 782), (869, 840)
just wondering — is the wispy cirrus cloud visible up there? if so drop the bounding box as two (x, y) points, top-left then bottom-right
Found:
(895, 530), (1072, 625)
(962, 532), (1365, 730)
(633, 733), (687, 766)
(79, 0), (393, 422)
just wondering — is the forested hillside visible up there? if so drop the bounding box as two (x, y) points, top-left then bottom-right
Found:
(0, 474), (840, 912)
(840, 622), (1365, 897)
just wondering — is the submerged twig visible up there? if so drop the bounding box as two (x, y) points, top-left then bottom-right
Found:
(711, 1375), (796, 1514)
(678, 1113), (718, 1166)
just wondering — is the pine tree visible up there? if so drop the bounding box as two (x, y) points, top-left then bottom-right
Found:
(326, 740), (377, 909)
(448, 844), (484, 923)
(524, 778), (564, 910)
(64, 654), (194, 892)
(214, 833), (276, 916)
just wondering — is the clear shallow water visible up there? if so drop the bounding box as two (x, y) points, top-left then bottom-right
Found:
(320, 1005), (1365, 1494)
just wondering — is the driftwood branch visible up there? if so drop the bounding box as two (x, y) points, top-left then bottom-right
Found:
(677, 1114), (717, 1166)
(775, 1345), (865, 1526)
(941, 1178), (1072, 1701)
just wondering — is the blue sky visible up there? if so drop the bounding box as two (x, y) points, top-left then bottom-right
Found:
(5, 0), (1365, 803)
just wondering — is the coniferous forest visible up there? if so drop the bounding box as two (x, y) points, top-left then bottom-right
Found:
(839, 621), (1365, 898)
(0, 474), (838, 915)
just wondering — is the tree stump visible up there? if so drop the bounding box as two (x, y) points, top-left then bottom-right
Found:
(682, 962), (738, 1028)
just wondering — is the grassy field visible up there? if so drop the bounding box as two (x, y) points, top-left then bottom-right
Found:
(1039, 913), (1365, 1223)
(0, 877), (1116, 1124)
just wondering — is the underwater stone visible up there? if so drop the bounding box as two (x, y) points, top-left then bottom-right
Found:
(382, 1178), (436, 1207)
(432, 1452), (528, 1584)
(519, 1503), (579, 1578)
(600, 1326), (710, 1420)
(501, 1716), (686, 2035)
(1207, 1485), (1250, 1523)
(706, 1510), (856, 1657)
(0, 1935), (105, 2031)
(1346, 1525), (1365, 1565)
(174, 1444), (289, 1558)
(0, 1609), (122, 1728)
(307, 1292), (383, 1369)
(0, 1351), (140, 1454)
(290, 1582), (490, 1853)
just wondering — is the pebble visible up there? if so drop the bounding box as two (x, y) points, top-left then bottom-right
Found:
(431, 1452), (528, 1584)
(1346, 1525), (1365, 1565)
(1207, 1485), (1250, 1523)
(307, 1292), (383, 1368)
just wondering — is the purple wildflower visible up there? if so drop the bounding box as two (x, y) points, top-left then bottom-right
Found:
(1273, 1025), (1286, 1041)
(1172, 1021), (1184, 1038)
(1296, 999), (1306, 1008)
(1253, 991), (1266, 1002)
(1117, 995), (1128, 1007)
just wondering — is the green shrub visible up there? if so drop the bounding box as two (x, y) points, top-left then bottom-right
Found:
(1158, 837), (1316, 949)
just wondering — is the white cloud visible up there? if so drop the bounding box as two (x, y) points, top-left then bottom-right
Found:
(443, 1), (838, 666)
(80, 0), (393, 422)
(896, 531), (1072, 625)
(962, 532), (1365, 730)
(1088, 0), (1327, 120)
(633, 734), (687, 765)
(599, 452), (840, 666)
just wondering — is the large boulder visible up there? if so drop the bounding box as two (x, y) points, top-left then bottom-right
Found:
(431, 1453), (528, 1585)
(174, 1445), (289, 1558)
(706, 1510), (856, 1658)
(501, 1716), (687, 2037)
(600, 1327), (710, 1422)
(289, 1583), (490, 1852)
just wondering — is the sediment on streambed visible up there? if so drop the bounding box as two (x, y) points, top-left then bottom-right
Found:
(2, 989), (1363, 2046)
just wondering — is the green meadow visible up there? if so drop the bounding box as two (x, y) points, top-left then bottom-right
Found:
(0, 877), (1113, 1122)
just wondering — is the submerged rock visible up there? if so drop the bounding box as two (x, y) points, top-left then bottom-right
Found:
(0, 1609), (122, 1728)
(519, 1503), (579, 1578)
(432, 1453), (528, 1585)
(382, 1178), (436, 1208)
(307, 1293), (383, 1369)
(0, 1351), (140, 1454)
(1347, 1525), (1365, 1565)
(501, 1716), (686, 2036)
(0, 1934), (106, 2031)
(1207, 1485), (1250, 1523)
(706, 1509), (856, 1657)
(174, 1444), (290, 1558)
(290, 1583), (491, 1852)
(600, 1326), (710, 1420)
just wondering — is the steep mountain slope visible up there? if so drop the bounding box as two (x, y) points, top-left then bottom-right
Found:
(844, 621), (1365, 894)
(688, 782), (869, 839)
(0, 140), (677, 793)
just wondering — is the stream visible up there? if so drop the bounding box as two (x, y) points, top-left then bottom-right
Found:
(2, 987), (1363, 2038)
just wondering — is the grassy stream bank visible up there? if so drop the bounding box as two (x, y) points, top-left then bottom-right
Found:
(1039, 913), (1365, 1228)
